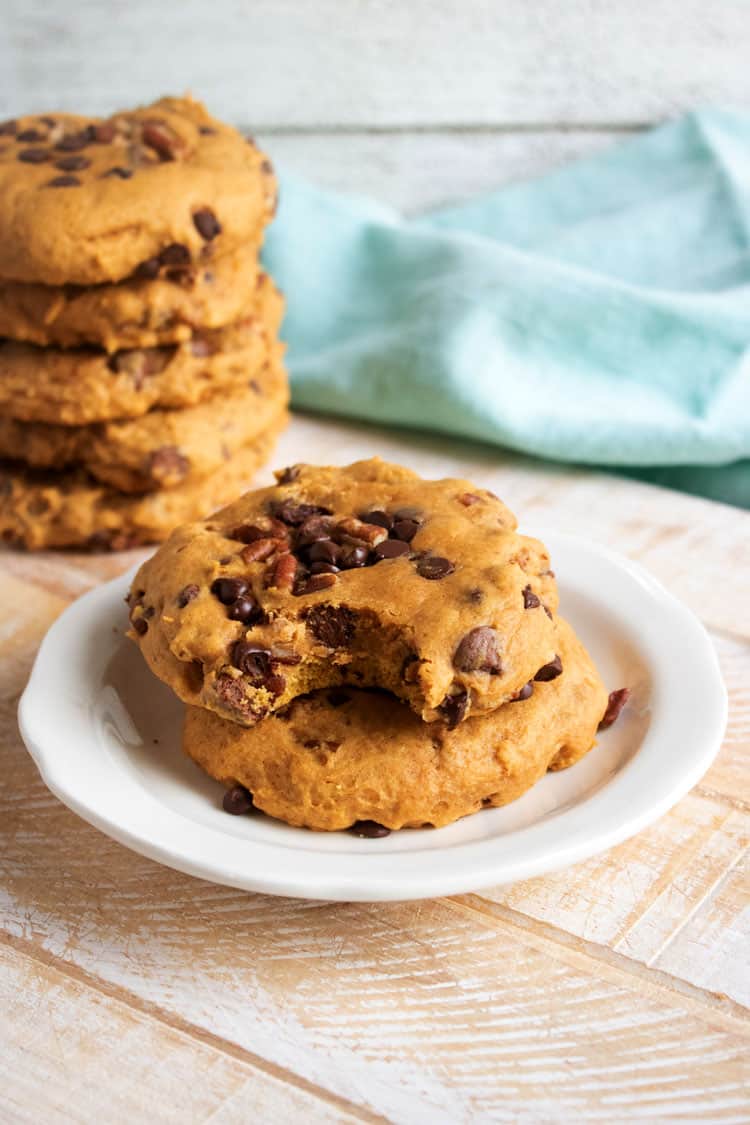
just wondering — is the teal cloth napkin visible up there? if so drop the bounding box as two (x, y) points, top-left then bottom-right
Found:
(262, 109), (750, 508)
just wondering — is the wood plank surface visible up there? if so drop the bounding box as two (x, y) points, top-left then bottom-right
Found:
(1, 415), (748, 1122)
(3, 1), (750, 128)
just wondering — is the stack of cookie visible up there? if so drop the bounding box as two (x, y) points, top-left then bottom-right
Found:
(0, 96), (288, 550)
(127, 459), (627, 834)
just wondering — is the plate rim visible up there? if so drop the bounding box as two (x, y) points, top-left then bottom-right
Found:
(18, 531), (728, 901)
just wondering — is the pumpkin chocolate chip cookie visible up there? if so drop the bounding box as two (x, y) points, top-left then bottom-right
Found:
(0, 411), (288, 550)
(0, 249), (268, 352)
(0, 275), (284, 425)
(0, 95), (276, 286)
(0, 345), (288, 492)
(181, 617), (608, 831)
(127, 459), (559, 728)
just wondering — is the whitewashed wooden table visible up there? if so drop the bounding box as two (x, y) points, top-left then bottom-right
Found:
(2, 2), (750, 1120)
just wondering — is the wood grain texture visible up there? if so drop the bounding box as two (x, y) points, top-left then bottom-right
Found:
(2, 0), (750, 128)
(1, 415), (748, 1122)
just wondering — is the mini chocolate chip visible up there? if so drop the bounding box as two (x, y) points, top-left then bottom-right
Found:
(17, 128), (45, 142)
(135, 257), (161, 280)
(598, 687), (630, 730)
(55, 154), (90, 171)
(232, 641), (272, 681)
(523, 584), (541, 609)
(438, 690), (468, 729)
(102, 165), (133, 179)
(160, 242), (190, 266)
(393, 507), (423, 522)
(18, 148), (50, 163)
(391, 518), (418, 542)
(227, 596), (264, 625)
(534, 655), (563, 682)
(132, 617), (148, 636)
(193, 208), (222, 240)
(350, 820), (390, 838)
(308, 539), (340, 564)
(271, 500), (332, 526)
(276, 465), (300, 484)
(0, 120), (17, 136)
(453, 627), (502, 674)
(511, 681), (534, 702)
(360, 509), (392, 530)
(338, 545), (369, 569)
(211, 577), (249, 605)
(177, 583), (200, 607)
(373, 539), (410, 560)
(305, 603), (356, 647)
(416, 556), (454, 580)
(327, 690), (351, 707)
(46, 174), (81, 187)
(223, 785), (254, 815)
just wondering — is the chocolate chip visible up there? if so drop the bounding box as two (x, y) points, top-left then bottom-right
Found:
(222, 785), (254, 815)
(56, 128), (95, 152)
(17, 128), (45, 142)
(393, 507), (423, 522)
(511, 681), (534, 702)
(467, 588), (483, 603)
(102, 165), (133, 179)
(297, 515), (335, 546)
(350, 821), (391, 838)
(453, 627), (502, 674)
(211, 577), (249, 605)
(438, 690), (468, 729)
(232, 523), (275, 544)
(270, 500), (331, 527)
(18, 148), (50, 163)
(327, 690), (351, 707)
(134, 257), (161, 280)
(360, 509), (392, 530)
(338, 545), (369, 569)
(373, 539), (410, 560)
(227, 595), (263, 625)
(131, 616), (148, 635)
(309, 561), (340, 575)
(199, 125), (217, 135)
(160, 242), (190, 266)
(261, 158), (274, 174)
(276, 465), (300, 484)
(0, 120), (17, 136)
(232, 641), (272, 680)
(391, 519), (418, 542)
(193, 208), (222, 240)
(416, 556), (454, 580)
(534, 655), (563, 682)
(174, 584), (198, 608)
(265, 672), (287, 696)
(298, 573), (338, 594)
(458, 492), (481, 506)
(214, 674), (262, 721)
(523, 585), (541, 609)
(308, 539), (340, 565)
(598, 687), (630, 730)
(146, 445), (190, 484)
(55, 154), (90, 171)
(46, 174), (81, 187)
(305, 604), (356, 647)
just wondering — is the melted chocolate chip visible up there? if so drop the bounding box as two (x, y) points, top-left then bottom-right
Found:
(453, 627), (502, 674)
(523, 584), (541, 609)
(193, 208), (222, 240)
(511, 681), (534, 702)
(391, 519), (419, 542)
(160, 242), (190, 267)
(534, 655), (563, 682)
(177, 583), (200, 607)
(416, 556), (454, 580)
(222, 785), (254, 815)
(373, 539), (410, 560)
(598, 687), (630, 730)
(214, 674), (262, 721)
(438, 690), (468, 729)
(134, 257), (161, 280)
(305, 604), (356, 648)
(360, 509), (392, 530)
(232, 641), (273, 681)
(350, 820), (390, 838)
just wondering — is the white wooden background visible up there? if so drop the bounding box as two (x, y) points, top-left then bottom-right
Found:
(1, 3), (749, 1122)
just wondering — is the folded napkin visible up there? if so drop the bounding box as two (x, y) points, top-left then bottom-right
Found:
(263, 110), (750, 508)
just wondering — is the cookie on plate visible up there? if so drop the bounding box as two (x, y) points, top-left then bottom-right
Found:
(0, 410), (288, 550)
(0, 249), (266, 352)
(182, 617), (608, 831)
(127, 459), (559, 728)
(0, 275), (283, 425)
(0, 345), (288, 492)
(0, 96), (276, 286)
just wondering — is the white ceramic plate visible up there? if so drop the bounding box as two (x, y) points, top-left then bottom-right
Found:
(19, 531), (726, 902)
